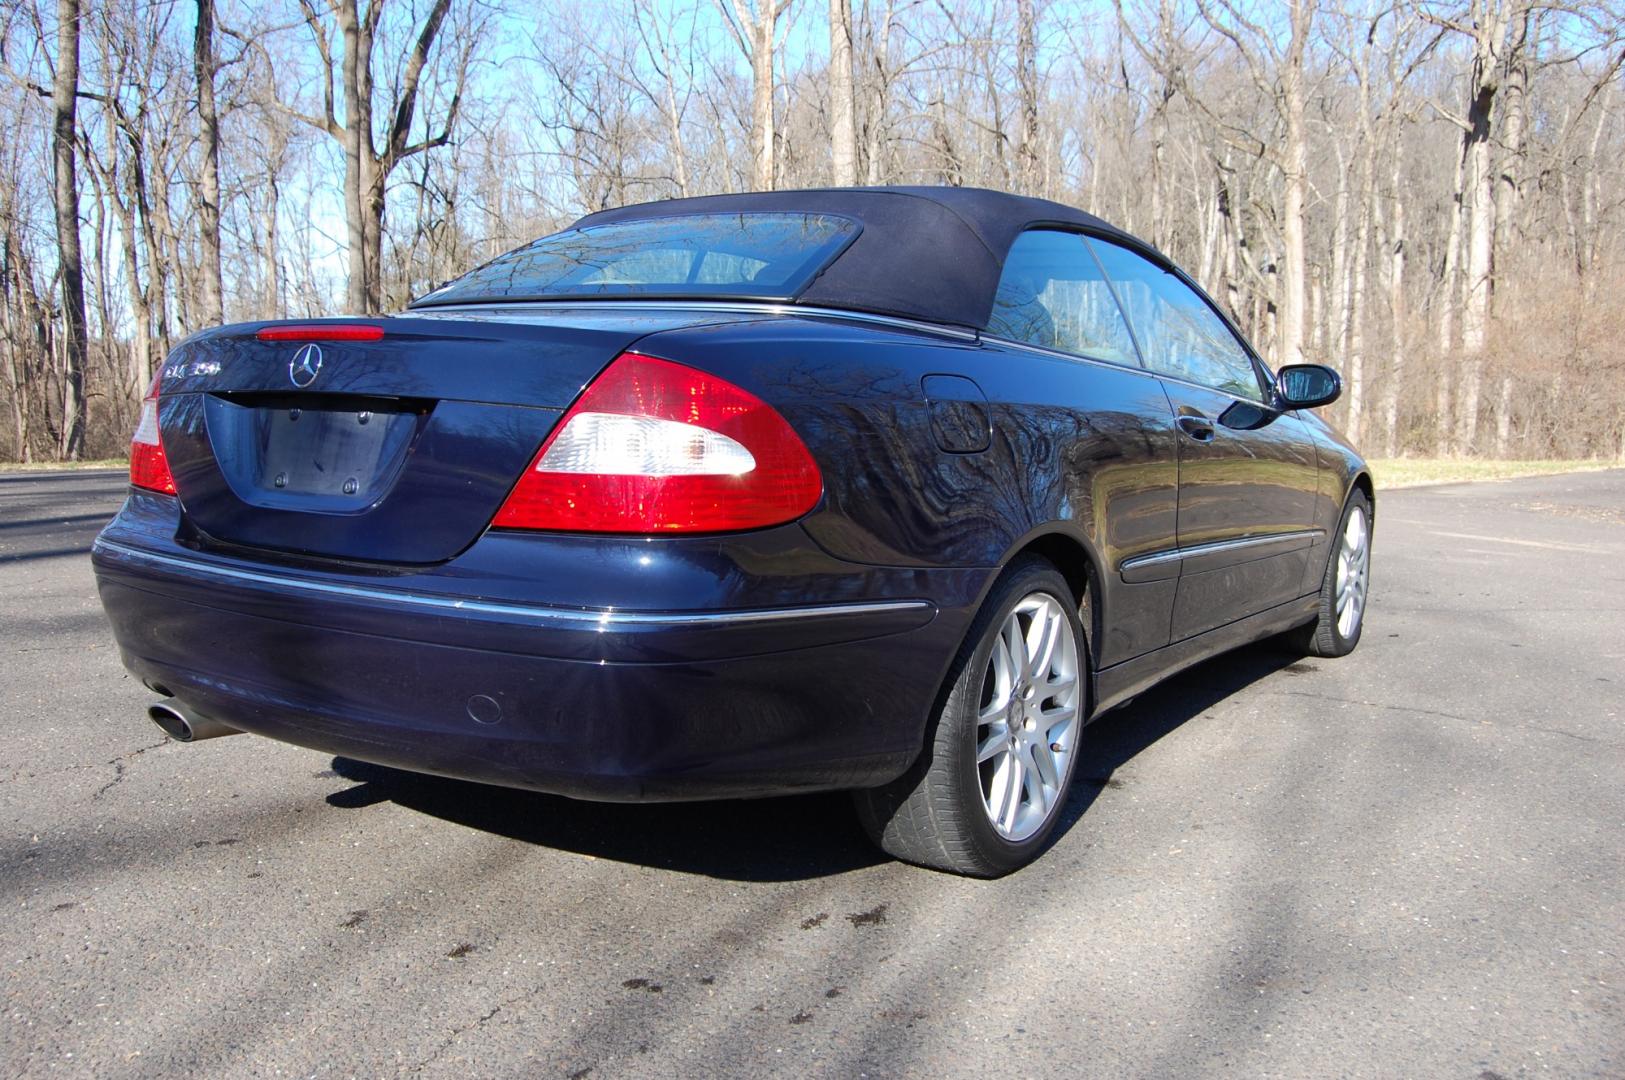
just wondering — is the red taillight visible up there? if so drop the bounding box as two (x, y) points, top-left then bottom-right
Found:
(255, 323), (385, 342)
(493, 352), (822, 533)
(129, 370), (175, 495)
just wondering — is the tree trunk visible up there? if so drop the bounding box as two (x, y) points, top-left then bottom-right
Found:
(1015, 0), (1041, 194)
(1491, 8), (1530, 309)
(193, 0), (224, 325)
(1344, 51), (1377, 446)
(0, 221), (33, 461)
(1578, 102), (1605, 301)
(110, 171), (153, 404)
(1437, 133), (1464, 359)
(317, 0), (453, 313)
(81, 159), (115, 404)
(1346, 192), (1371, 445)
(1145, 0), (1177, 251)
(1458, 81), (1494, 451)
(1276, 0), (1313, 368)
(363, 157), (386, 312)
(1381, 136), (1406, 458)
(749, 9), (775, 190)
(660, 53), (691, 197)
(1309, 271), (1324, 356)
(1458, 0), (1517, 454)
(863, 0), (895, 185)
(1329, 144), (1350, 362)
(132, 149), (172, 360)
(1, 324), (27, 462)
(1494, 376), (1514, 455)
(1215, 154), (1242, 321)
(1489, 8), (1531, 453)
(1435, 118), (1467, 457)
(337, 0), (371, 313)
(828, 0), (856, 185)
(51, 0), (88, 461)
(263, 173), (282, 318)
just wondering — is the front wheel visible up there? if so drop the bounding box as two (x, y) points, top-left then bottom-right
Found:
(1285, 489), (1372, 658)
(853, 557), (1086, 877)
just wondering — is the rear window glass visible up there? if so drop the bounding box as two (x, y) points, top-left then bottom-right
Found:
(414, 212), (859, 306)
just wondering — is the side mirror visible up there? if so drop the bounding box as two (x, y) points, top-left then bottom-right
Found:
(1274, 364), (1341, 410)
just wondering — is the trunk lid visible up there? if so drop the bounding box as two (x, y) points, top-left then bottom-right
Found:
(157, 307), (749, 564)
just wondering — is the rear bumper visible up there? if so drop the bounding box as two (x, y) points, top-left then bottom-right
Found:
(92, 495), (986, 800)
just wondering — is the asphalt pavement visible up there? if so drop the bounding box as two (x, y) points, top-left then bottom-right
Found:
(2, 467), (1622, 1078)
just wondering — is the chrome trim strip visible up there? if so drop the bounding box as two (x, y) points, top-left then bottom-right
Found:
(405, 299), (981, 342)
(1120, 528), (1326, 572)
(93, 539), (933, 629)
(981, 332), (1149, 376)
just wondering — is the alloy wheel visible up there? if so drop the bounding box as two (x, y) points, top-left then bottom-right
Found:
(1335, 505), (1370, 639)
(974, 592), (1081, 842)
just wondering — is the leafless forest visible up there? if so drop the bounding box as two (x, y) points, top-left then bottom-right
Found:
(1, 0), (1621, 463)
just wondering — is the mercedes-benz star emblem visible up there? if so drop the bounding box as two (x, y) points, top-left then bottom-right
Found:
(288, 343), (323, 388)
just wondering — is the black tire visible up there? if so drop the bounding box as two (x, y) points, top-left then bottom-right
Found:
(852, 556), (1088, 877)
(1283, 489), (1372, 658)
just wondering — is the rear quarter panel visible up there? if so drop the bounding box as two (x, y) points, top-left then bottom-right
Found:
(636, 316), (1182, 667)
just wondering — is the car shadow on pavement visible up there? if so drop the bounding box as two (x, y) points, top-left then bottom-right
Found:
(322, 641), (1300, 881)
(1047, 641), (1303, 838)
(324, 756), (890, 881)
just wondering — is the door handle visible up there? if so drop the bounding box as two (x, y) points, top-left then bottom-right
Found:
(1177, 415), (1215, 442)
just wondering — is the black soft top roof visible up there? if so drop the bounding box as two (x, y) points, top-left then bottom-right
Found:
(571, 186), (1153, 329)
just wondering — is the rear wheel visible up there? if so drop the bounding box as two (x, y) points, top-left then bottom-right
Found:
(1284, 489), (1372, 658)
(853, 557), (1086, 877)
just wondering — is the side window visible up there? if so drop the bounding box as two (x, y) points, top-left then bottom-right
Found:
(1086, 238), (1265, 400)
(986, 230), (1139, 367)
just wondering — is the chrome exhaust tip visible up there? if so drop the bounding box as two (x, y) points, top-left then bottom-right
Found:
(147, 702), (239, 743)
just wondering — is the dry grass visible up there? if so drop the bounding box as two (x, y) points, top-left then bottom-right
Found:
(1370, 458), (1619, 490)
(0, 458), (126, 473)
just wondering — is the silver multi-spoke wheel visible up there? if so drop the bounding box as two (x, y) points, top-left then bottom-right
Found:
(853, 558), (1088, 875)
(1286, 489), (1373, 659)
(1335, 504), (1370, 639)
(974, 592), (1081, 842)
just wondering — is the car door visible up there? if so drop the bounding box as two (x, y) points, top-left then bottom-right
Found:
(1086, 237), (1321, 640)
(979, 229), (1182, 665)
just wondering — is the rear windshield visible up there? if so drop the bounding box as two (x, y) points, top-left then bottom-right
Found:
(413, 212), (859, 306)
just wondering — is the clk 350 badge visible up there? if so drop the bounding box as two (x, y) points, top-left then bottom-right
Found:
(162, 359), (222, 379)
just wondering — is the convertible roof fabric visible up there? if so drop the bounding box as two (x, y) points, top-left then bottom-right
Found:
(571, 187), (1156, 329)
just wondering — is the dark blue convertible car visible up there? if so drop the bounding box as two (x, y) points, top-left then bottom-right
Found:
(93, 187), (1371, 876)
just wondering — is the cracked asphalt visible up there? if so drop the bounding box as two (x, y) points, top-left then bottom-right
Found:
(2, 467), (1622, 1078)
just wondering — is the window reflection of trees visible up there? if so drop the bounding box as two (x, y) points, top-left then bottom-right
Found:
(1087, 240), (1262, 400)
(426, 213), (854, 302)
(987, 231), (1137, 367)
(1041, 279), (1137, 365)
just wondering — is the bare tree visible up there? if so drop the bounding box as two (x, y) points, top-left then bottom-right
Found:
(633, 2), (700, 197)
(1143, 0), (1319, 366)
(286, 0), (466, 313)
(1016, 0), (1042, 192)
(718, 0), (794, 190)
(1427, 0), (1524, 450)
(192, 0), (224, 325)
(51, 0), (87, 458)
(829, 0), (857, 184)
(3, 0), (1625, 463)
